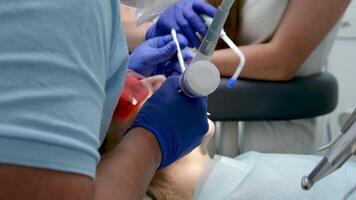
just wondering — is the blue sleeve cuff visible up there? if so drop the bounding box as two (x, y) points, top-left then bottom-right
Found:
(0, 136), (98, 178)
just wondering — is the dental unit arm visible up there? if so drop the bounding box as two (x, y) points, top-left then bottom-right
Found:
(301, 108), (356, 190)
(179, 0), (235, 98)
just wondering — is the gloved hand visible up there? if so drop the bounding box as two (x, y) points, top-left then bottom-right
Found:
(129, 76), (209, 169)
(146, 0), (217, 48)
(129, 35), (192, 77)
(161, 48), (193, 76)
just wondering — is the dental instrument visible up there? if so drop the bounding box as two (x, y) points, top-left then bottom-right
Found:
(180, 0), (235, 98)
(301, 108), (356, 190)
(171, 29), (186, 73)
(200, 14), (246, 88)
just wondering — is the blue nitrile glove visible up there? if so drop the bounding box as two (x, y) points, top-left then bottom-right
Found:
(129, 35), (192, 77)
(146, 0), (217, 48)
(162, 48), (193, 76)
(129, 76), (209, 169)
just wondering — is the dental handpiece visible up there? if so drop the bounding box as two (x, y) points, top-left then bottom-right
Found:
(301, 108), (356, 191)
(180, 0), (235, 98)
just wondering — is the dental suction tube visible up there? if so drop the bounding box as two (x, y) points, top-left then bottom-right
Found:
(180, 0), (235, 98)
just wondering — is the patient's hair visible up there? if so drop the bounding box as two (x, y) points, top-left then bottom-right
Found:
(146, 173), (171, 200)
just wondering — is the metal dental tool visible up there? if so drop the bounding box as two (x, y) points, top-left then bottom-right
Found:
(180, 0), (235, 98)
(301, 108), (356, 191)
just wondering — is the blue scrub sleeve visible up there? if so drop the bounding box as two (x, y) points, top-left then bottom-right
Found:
(0, 0), (127, 178)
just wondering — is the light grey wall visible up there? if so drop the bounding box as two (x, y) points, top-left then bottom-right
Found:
(327, 39), (356, 135)
(326, 0), (356, 136)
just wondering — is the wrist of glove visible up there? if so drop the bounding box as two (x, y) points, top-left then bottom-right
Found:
(128, 76), (209, 169)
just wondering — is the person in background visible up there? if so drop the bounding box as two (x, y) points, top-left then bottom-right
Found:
(124, 0), (350, 154)
(205, 0), (350, 154)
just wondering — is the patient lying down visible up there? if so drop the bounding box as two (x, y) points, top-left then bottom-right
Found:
(101, 74), (356, 200)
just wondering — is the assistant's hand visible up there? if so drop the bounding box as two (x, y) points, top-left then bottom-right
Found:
(129, 35), (192, 77)
(129, 76), (209, 169)
(146, 0), (217, 48)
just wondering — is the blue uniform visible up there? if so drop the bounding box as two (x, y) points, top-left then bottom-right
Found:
(0, 0), (127, 178)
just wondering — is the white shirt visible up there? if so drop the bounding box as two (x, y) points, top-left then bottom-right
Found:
(239, 0), (339, 76)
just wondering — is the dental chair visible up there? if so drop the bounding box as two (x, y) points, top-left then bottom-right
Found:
(208, 72), (338, 156)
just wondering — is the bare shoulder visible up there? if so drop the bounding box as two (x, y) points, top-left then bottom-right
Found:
(0, 164), (93, 200)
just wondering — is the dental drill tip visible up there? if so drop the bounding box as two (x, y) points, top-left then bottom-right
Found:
(301, 176), (313, 191)
(227, 78), (237, 88)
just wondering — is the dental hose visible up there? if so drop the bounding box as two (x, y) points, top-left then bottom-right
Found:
(200, 14), (246, 88)
(219, 31), (246, 88)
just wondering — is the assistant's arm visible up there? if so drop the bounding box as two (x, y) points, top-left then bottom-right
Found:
(212, 0), (351, 81)
(121, 5), (151, 51)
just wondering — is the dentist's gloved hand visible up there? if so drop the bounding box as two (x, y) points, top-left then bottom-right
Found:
(129, 76), (209, 169)
(162, 48), (193, 76)
(146, 0), (217, 48)
(129, 35), (192, 77)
